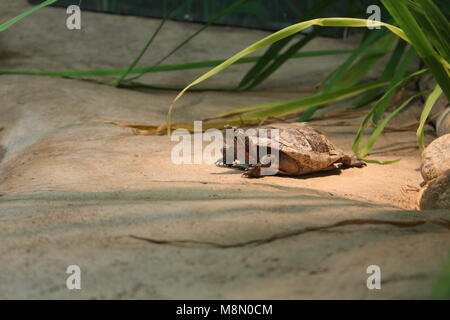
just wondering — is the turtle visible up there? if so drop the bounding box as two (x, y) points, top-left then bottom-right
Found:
(216, 123), (366, 178)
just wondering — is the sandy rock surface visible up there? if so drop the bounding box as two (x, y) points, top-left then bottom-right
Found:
(0, 1), (449, 299)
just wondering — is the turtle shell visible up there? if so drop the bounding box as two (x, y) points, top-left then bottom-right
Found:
(248, 123), (344, 172)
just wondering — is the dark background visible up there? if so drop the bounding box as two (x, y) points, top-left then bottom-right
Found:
(30, 0), (387, 37)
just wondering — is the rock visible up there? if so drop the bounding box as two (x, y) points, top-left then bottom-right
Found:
(421, 134), (450, 182)
(419, 169), (450, 210)
(436, 107), (450, 137)
(420, 134), (450, 209)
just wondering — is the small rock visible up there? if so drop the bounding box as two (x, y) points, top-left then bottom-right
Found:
(436, 108), (450, 137)
(419, 169), (450, 210)
(421, 134), (450, 182)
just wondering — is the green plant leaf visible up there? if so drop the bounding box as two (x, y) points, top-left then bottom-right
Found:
(124, 80), (388, 134)
(243, 28), (324, 90)
(417, 84), (443, 150)
(322, 30), (390, 92)
(372, 45), (417, 123)
(167, 17), (409, 132)
(352, 68), (429, 155)
(239, 0), (337, 90)
(0, 49), (354, 77)
(123, 0), (249, 84)
(113, 11), (170, 87)
(238, 38), (290, 89)
(360, 158), (401, 165)
(206, 80), (388, 123)
(154, 0), (248, 67)
(382, 0), (450, 101)
(353, 39), (408, 108)
(359, 92), (424, 158)
(0, 0), (58, 32)
(298, 31), (395, 122)
(409, 0), (450, 62)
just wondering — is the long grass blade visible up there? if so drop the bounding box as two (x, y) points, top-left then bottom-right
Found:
(202, 80), (387, 123)
(154, 0), (248, 67)
(360, 92), (424, 157)
(173, 17), (408, 99)
(0, 49), (354, 77)
(417, 84), (442, 150)
(238, 37), (292, 89)
(322, 30), (389, 92)
(167, 17), (409, 133)
(298, 50), (388, 122)
(352, 68), (428, 155)
(239, 0), (336, 89)
(123, 0), (248, 84)
(243, 28), (323, 90)
(0, 0), (58, 32)
(371, 46), (417, 123)
(382, 0), (450, 100)
(353, 39), (407, 108)
(107, 80), (388, 135)
(360, 158), (401, 165)
(411, 0), (450, 62)
(113, 14), (168, 87)
(298, 33), (395, 122)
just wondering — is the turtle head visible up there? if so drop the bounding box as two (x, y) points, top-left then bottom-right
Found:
(221, 125), (249, 164)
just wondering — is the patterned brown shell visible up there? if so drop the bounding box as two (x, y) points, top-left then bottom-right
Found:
(248, 123), (344, 171)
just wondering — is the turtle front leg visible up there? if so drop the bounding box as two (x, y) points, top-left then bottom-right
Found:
(242, 153), (282, 178)
(216, 147), (250, 169)
(215, 147), (235, 167)
(340, 155), (366, 168)
(243, 152), (297, 178)
(243, 164), (267, 178)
